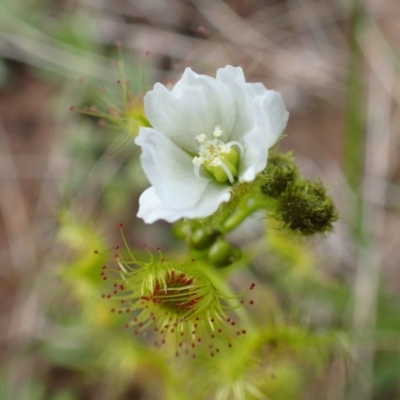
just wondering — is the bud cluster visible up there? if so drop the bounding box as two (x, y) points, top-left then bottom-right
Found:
(261, 153), (338, 235)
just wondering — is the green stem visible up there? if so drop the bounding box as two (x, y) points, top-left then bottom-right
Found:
(345, 0), (366, 244)
(222, 198), (271, 233)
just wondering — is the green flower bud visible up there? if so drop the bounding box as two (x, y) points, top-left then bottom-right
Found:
(172, 220), (195, 240)
(262, 152), (299, 198)
(208, 239), (241, 267)
(278, 178), (338, 235)
(188, 228), (220, 250)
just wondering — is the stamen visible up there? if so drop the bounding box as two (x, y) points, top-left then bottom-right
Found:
(210, 157), (222, 167)
(196, 134), (207, 144)
(192, 156), (204, 166)
(213, 126), (223, 138)
(192, 127), (239, 184)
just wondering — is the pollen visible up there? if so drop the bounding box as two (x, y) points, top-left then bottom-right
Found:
(213, 125), (223, 138)
(195, 133), (207, 143)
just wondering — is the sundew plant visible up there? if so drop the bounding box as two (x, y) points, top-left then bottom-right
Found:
(70, 62), (339, 399)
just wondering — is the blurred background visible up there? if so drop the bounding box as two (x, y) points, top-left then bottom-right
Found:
(0, 0), (400, 399)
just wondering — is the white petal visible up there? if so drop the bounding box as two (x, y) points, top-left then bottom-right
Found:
(216, 65), (267, 96)
(144, 68), (235, 152)
(137, 187), (183, 223)
(217, 65), (267, 97)
(135, 128), (209, 209)
(216, 65), (247, 84)
(240, 91), (289, 182)
(254, 89), (289, 150)
(216, 66), (254, 138)
(137, 185), (232, 223)
(217, 66), (289, 182)
(182, 184), (232, 220)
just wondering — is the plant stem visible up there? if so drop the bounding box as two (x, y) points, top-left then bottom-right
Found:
(345, 0), (366, 244)
(222, 198), (271, 233)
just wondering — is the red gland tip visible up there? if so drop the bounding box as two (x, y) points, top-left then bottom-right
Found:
(250, 283), (256, 290)
(114, 245), (120, 250)
(68, 105), (75, 112)
(118, 223), (123, 228)
(94, 250), (99, 254)
(116, 40), (123, 49)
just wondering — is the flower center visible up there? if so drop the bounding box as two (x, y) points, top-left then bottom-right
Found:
(192, 126), (242, 184)
(147, 271), (198, 316)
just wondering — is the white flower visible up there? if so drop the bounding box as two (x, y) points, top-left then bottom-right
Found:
(135, 65), (289, 223)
